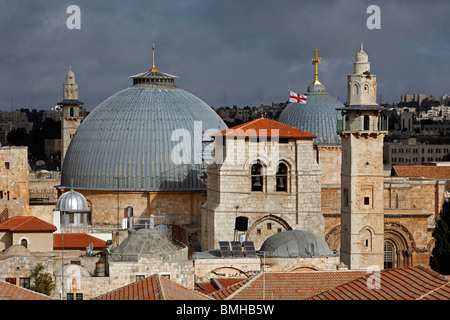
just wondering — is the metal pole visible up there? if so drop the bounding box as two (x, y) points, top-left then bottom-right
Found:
(61, 211), (65, 300)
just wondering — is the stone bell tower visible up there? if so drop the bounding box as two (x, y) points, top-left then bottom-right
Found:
(58, 67), (84, 167)
(337, 44), (388, 270)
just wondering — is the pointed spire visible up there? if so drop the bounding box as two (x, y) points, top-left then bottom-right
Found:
(149, 43), (159, 72)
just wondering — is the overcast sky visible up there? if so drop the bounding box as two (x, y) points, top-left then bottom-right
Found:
(0, 0), (449, 112)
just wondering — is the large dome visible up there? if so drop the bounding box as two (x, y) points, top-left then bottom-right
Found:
(61, 66), (227, 192)
(277, 82), (343, 145)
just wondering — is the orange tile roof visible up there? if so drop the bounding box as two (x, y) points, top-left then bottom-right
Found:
(224, 270), (367, 300)
(195, 278), (248, 296)
(0, 216), (56, 233)
(309, 265), (450, 300)
(211, 117), (317, 139)
(393, 165), (450, 179)
(53, 233), (107, 250)
(208, 279), (250, 300)
(94, 274), (212, 300)
(0, 280), (55, 300)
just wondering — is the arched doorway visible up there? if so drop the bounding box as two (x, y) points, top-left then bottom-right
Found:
(384, 222), (415, 269)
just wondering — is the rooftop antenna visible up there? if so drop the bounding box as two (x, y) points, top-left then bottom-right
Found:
(263, 251), (266, 300)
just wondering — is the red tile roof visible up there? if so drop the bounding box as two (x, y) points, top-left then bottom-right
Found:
(0, 216), (56, 233)
(393, 165), (450, 179)
(309, 265), (450, 300)
(211, 117), (317, 139)
(53, 233), (107, 250)
(94, 274), (212, 300)
(0, 280), (55, 300)
(223, 270), (367, 300)
(195, 278), (248, 296)
(208, 279), (250, 300)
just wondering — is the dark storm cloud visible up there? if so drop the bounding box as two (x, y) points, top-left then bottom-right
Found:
(0, 0), (448, 111)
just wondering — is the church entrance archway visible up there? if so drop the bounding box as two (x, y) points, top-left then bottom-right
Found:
(384, 222), (414, 269)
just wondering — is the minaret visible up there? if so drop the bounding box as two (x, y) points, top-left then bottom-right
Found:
(58, 67), (84, 167)
(337, 43), (388, 270)
(346, 43), (377, 106)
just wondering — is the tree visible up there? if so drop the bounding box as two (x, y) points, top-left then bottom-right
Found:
(430, 200), (450, 275)
(30, 264), (55, 296)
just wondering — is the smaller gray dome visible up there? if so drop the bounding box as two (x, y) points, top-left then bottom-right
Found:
(258, 230), (336, 258)
(55, 189), (90, 213)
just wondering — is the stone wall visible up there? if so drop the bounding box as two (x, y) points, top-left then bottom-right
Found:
(0, 146), (29, 216)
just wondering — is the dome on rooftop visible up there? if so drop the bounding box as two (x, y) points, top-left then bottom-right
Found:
(111, 228), (181, 259)
(55, 189), (90, 213)
(61, 51), (227, 192)
(258, 230), (336, 258)
(277, 83), (343, 145)
(277, 49), (343, 146)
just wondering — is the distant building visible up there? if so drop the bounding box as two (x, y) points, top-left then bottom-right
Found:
(401, 93), (428, 105)
(383, 137), (450, 166)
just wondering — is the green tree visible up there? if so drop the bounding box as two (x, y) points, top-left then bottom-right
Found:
(430, 200), (450, 275)
(30, 264), (55, 296)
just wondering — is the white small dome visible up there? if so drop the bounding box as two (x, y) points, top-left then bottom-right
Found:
(356, 43), (369, 63)
(55, 189), (90, 213)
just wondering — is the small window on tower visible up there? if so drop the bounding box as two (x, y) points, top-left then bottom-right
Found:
(364, 197), (370, 205)
(5, 162), (9, 169)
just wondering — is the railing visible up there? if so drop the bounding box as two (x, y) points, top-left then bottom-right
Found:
(337, 116), (388, 132)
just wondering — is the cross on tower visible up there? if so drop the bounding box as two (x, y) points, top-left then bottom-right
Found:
(311, 48), (322, 85)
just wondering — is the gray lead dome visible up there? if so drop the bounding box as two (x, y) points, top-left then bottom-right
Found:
(61, 68), (227, 192)
(55, 189), (90, 213)
(277, 82), (343, 146)
(258, 230), (336, 258)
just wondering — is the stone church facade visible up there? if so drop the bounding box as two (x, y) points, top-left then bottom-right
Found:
(200, 118), (323, 251)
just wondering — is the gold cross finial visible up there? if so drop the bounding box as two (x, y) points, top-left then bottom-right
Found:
(311, 48), (322, 85)
(149, 43), (159, 72)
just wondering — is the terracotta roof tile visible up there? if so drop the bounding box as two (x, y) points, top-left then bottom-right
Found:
(0, 280), (55, 300)
(0, 216), (56, 232)
(195, 278), (247, 295)
(211, 117), (317, 139)
(53, 233), (107, 250)
(94, 274), (212, 300)
(222, 270), (367, 300)
(309, 265), (450, 300)
(393, 165), (450, 179)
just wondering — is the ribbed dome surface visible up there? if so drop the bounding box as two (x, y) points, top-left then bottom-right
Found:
(258, 230), (336, 258)
(55, 189), (90, 213)
(61, 75), (227, 191)
(277, 83), (343, 146)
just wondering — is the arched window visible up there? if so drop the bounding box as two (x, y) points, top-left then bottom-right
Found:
(384, 241), (394, 269)
(363, 115), (370, 131)
(251, 162), (263, 192)
(363, 84), (369, 95)
(20, 239), (28, 248)
(276, 163), (288, 192)
(353, 84), (359, 95)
